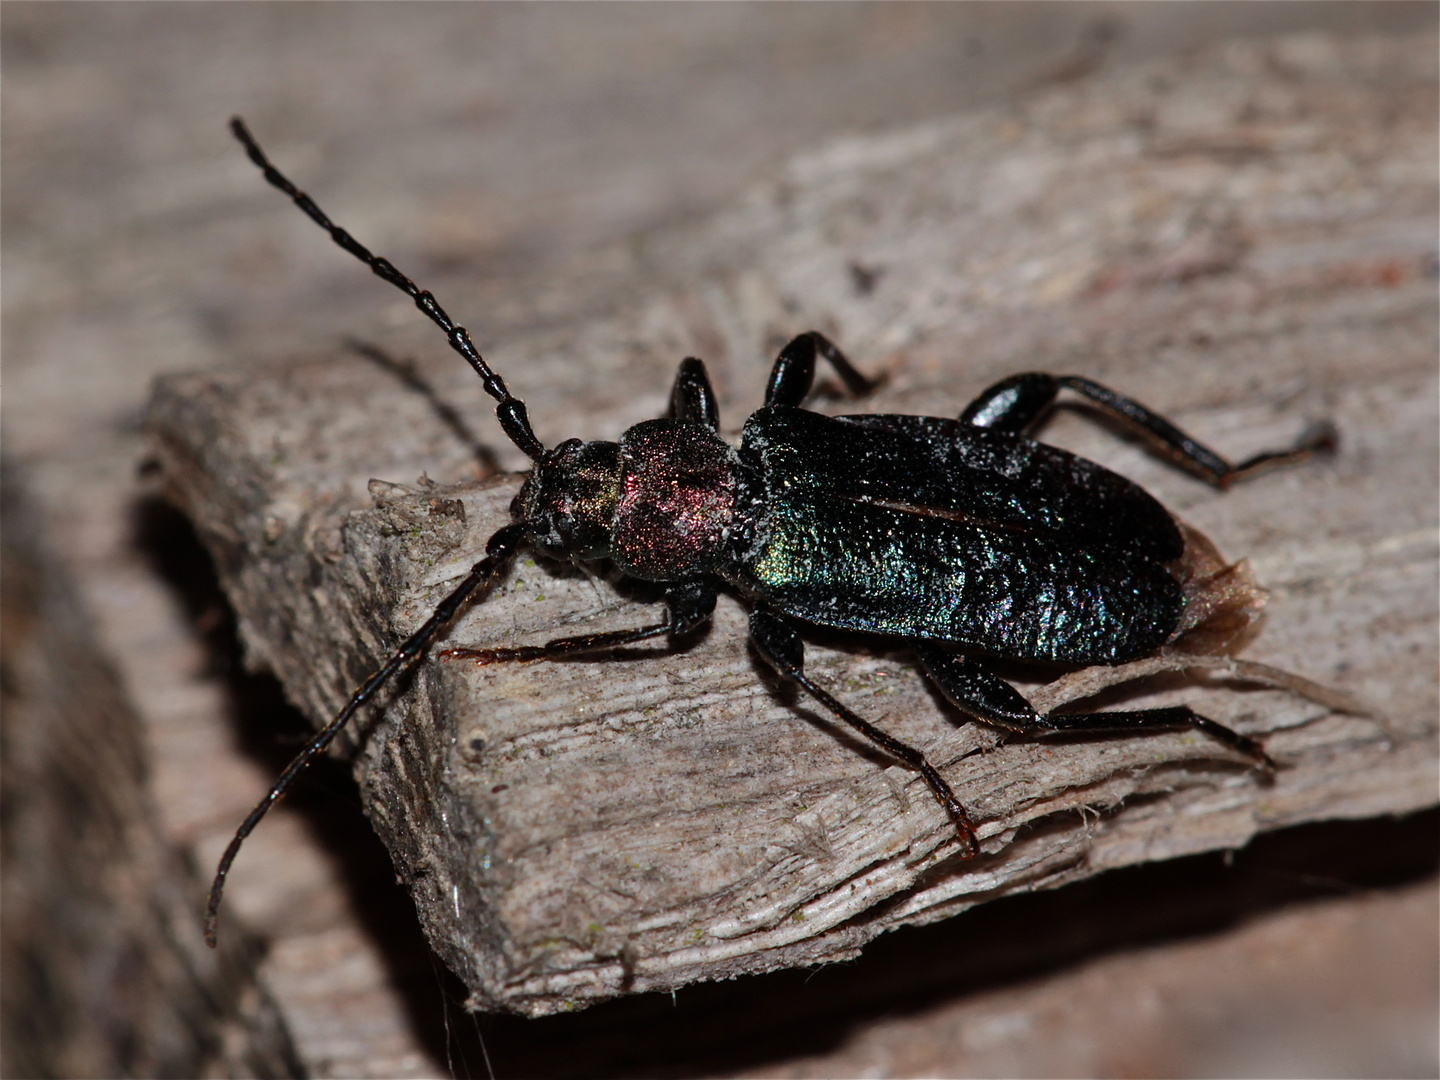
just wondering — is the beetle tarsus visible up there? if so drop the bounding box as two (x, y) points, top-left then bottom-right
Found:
(1225, 418), (1340, 487)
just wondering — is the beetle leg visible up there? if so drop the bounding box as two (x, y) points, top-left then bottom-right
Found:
(764, 331), (878, 407)
(749, 609), (979, 853)
(916, 645), (1276, 771)
(442, 579), (716, 664)
(961, 373), (1336, 488)
(670, 357), (721, 431)
(958, 373), (1064, 432)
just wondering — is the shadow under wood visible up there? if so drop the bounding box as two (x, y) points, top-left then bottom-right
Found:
(467, 810), (1437, 1080)
(130, 496), (481, 1072)
(345, 338), (501, 477)
(132, 497), (1437, 1078)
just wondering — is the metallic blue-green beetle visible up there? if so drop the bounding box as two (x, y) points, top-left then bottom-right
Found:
(207, 118), (1334, 945)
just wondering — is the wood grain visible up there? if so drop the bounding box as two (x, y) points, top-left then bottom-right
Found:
(149, 34), (1437, 1016)
(1, 472), (301, 1077)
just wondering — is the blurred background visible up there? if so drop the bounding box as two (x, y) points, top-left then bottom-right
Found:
(3, 5), (1436, 1077)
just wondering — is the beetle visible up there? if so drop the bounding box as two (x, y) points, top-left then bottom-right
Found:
(205, 117), (1335, 945)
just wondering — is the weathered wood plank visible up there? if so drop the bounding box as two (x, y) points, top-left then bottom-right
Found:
(730, 881), (1439, 1078)
(1, 471), (302, 1078)
(149, 34), (1438, 1015)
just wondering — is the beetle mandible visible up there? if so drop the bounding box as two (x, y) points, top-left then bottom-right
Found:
(205, 117), (1336, 946)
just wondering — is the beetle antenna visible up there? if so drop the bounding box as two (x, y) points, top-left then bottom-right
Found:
(204, 523), (528, 946)
(229, 117), (545, 462)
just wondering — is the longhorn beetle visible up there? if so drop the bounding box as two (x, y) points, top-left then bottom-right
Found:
(205, 117), (1336, 946)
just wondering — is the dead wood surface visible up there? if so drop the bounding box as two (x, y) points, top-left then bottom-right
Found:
(149, 34), (1439, 1016)
(7, 6), (1437, 1074)
(736, 879), (1439, 1079)
(1, 471), (302, 1078)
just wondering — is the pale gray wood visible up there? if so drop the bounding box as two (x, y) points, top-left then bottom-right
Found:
(1, 472), (302, 1078)
(149, 33), (1436, 1016)
(728, 882), (1439, 1078)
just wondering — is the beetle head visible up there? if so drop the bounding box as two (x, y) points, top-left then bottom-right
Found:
(513, 438), (622, 561)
